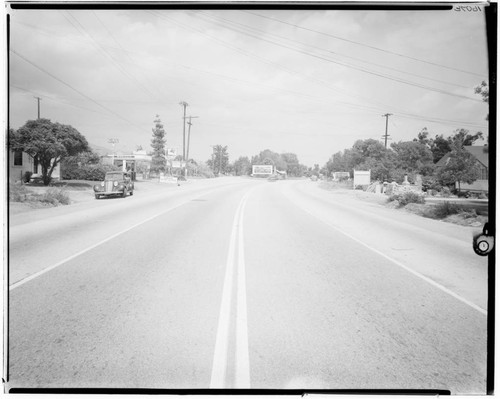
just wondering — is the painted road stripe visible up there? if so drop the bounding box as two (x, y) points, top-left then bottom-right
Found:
(209, 197), (241, 388)
(295, 202), (488, 316)
(235, 195), (251, 388)
(9, 190), (220, 291)
(210, 189), (253, 388)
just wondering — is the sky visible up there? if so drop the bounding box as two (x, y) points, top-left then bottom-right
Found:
(7, 4), (491, 167)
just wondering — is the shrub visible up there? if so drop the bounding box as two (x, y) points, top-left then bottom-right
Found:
(63, 163), (119, 181)
(23, 171), (33, 183)
(440, 187), (452, 197)
(40, 188), (71, 205)
(9, 182), (30, 202)
(458, 209), (478, 219)
(388, 191), (425, 206)
(421, 176), (441, 192)
(432, 201), (463, 218)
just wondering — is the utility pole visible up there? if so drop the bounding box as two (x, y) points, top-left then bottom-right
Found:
(179, 101), (189, 169)
(381, 113), (392, 149)
(34, 96), (42, 119)
(185, 116), (199, 171)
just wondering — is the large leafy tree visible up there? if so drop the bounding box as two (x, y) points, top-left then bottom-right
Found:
(429, 134), (451, 163)
(233, 156), (251, 176)
(391, 141), (434, 176)
(252, 149), (287, 171)
(280, 152), (302, 176)
(437, 136), (480, 191)
(9, 118), (89, 185)
(208, 145), (229, 175)
(428, 129), (483, 163)
(325, 139), (395, 181)
(150, 115), (167, 174)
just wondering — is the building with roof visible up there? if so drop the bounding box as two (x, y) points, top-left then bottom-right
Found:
(9, 150), (60, 183)
(436, 145), (489, 192)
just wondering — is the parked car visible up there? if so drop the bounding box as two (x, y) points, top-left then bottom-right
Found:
(94, 171), (134, 199)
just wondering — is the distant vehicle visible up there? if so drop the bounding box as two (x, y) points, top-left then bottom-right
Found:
(94, 171), (134, 199)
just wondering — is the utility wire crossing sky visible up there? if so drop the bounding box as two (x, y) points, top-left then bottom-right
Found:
(8, 5), (490, 166)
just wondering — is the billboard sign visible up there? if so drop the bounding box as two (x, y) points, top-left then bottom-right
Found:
(252, 165), (274, 175)
(353, 170), (371, 186)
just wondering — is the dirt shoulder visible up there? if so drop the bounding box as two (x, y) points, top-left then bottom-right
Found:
(7, 179), (182, 216)
(318, 181), (488, 228)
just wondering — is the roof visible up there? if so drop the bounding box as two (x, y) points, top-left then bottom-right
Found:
(436, 145), (489, 168)
(464, 145), (489, 168)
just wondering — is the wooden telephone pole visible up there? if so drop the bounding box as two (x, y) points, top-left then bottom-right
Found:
(381, 113), (392, 148)
(185, 116), (199, 166)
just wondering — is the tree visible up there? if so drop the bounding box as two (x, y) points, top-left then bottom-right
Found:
(450, 128), (483, 147)
(281, 152), (301, 176)
(150, 115), (166, 174)
(474, 81), (489, 121)
(475, 81), (489, 103)
(391, 141), (434, 175)
(252, 149), (287, 171)
(413, 127), (431, 147)
(63, 150), (101, 167)
(437, 137), (480, 191)
(207, 145), (229, 175)
(325, 139), (394, 181)
(233, 156), (252, 176)
(429, 134), (451, 163)
(9, 118), (90, 185)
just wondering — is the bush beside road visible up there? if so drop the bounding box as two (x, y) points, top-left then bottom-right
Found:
(8, 178), (489, 229)
(318, 180), (488, 227)
(8, 179), (188, 215)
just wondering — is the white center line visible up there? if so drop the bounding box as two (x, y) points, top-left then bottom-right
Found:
(210, 189), (253, 388)
(209, 198), (240, 388)
(235, 195), (251, 388)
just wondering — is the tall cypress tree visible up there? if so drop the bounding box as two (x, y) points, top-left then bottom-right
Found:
(150, 115), (166, 174)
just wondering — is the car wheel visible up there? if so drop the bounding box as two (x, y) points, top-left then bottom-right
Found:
(95, 194), (100, 199)
(122, 189), (127, 198)
(130, 190), (134, 196)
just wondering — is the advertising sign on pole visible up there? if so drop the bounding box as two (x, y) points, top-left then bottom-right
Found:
(252, 165), (274, 176)
(353, 170), (371, 187)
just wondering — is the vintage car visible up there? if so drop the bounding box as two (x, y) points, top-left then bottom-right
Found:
(94, 171), (134, 199)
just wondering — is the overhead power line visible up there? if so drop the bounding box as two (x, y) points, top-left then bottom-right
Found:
(196, 11), (472, 90)
(62, 11), (157, 100)
(149, 11), (487, 131)
(243, 11), (487, 78)
(11, 84), (113, 116)
(191, 12), (482, 103)
(10, 48), (144, 132)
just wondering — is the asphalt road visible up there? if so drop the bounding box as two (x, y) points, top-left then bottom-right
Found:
(7, 178), (489, 393)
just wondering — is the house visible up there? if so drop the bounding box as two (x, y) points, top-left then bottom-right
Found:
(8, 150), (60, 183)
(436, 145), (489, 192)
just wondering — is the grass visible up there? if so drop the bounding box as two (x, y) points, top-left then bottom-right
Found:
(9, 182), (71, 207)
(427, 201), (464, 219)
